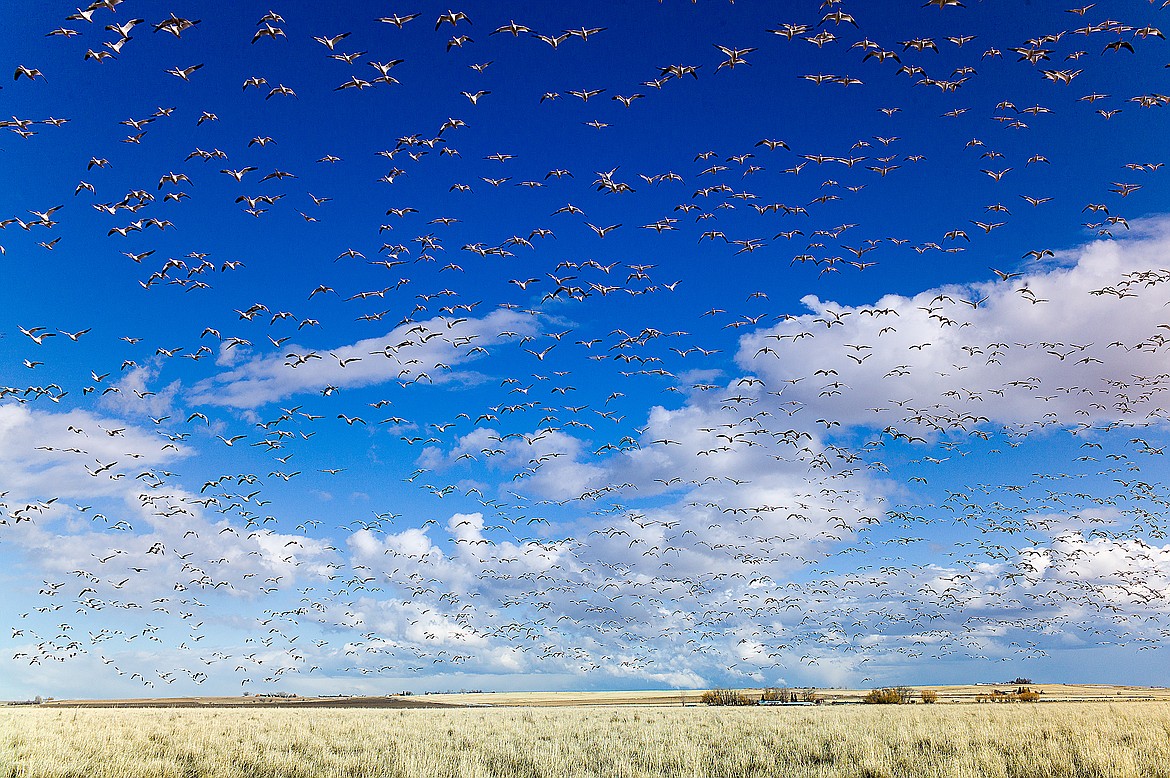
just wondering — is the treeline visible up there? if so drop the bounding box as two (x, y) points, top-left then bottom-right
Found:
(700, 687), (820, 705)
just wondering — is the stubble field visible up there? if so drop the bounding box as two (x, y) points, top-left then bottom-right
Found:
(5, 702), (1170, 777)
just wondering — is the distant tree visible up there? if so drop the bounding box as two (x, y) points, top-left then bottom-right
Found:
(863, 687), (915, 704)
(760, 687), (810, 703)
(1010, 677), (1033, 685)
(920, 689), (938, 704)
(701, 688), (753, 706)
(864, 688), (891, 704)
(976, 687), (1041, 703)
(801, 688), (821, 703)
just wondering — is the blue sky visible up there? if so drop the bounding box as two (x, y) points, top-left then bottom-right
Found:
(2, 0), (1170, 699)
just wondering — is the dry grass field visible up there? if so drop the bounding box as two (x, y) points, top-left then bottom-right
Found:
(6, 702), (1170, 777)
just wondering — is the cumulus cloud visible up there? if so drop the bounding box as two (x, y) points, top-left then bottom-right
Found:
(0, 406), (336, 667)
(737, 224), (1170, 435)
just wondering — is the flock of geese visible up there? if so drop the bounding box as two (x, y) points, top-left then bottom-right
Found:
(3, 0), (1170, 693)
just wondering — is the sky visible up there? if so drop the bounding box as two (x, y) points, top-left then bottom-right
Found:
(2, 0), (1170, 700)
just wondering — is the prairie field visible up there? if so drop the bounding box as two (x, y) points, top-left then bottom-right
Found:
(4, 702), (1170, 778)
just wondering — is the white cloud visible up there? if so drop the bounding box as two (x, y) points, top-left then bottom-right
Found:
(737, 223), (1170, 435)
(98, 365), (182, 420)
(188, 308), (541, 408)
(0, 405), (187, 502)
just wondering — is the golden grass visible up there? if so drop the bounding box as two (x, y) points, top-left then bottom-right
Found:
(5, 703), (1170, 777)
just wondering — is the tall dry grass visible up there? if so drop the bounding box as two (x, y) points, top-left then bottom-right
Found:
(4, 702), (1170, 777)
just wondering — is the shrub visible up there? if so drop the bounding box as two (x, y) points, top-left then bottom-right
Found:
(920, 689), (938, 704)
(701, 688), (753, 706)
